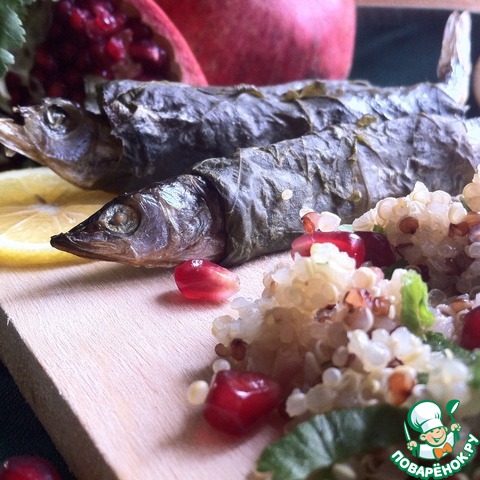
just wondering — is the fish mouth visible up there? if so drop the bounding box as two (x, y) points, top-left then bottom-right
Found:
(0, 117), (41, 162)
(50, 232), (141, 266)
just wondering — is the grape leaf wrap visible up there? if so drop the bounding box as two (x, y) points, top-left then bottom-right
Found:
(95, 80), (466, 193)
(192, 114), (478, 266)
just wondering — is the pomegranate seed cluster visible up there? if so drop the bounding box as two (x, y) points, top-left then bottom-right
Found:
(6, 0), (169, 105)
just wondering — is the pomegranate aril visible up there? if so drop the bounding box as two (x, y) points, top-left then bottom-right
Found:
(291, 231), (366, 268)
(88, 5), (126, 38)
(90, 41), (110, 65)
(129, 41), (167, 67)
(0, 455), (61, 480)
(56, 0), (73, 20)
(354, 231), (396, 268)
(460, 305), (480, 350)
(70, 7), (90, 32)
(174, 259), (240, 302)
(203, 370), (282, 435)
(127, 20), (154, 41)
(106, 35), (128, 62)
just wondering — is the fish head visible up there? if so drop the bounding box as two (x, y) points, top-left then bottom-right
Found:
(50, 193), (153, 266)
(50, 176), (226, 267)
(0, 98), (121, 189)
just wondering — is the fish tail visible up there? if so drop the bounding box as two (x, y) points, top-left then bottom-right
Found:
(437, 10), (472, 105)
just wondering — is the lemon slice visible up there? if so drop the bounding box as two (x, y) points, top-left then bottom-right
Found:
(0, 167), (115, 267)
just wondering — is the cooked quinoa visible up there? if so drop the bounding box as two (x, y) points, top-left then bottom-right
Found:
(190, 168), (480, 479)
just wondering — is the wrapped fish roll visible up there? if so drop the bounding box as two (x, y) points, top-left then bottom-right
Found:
(50, 114), (480, 267)
(0, 12), (471, 193)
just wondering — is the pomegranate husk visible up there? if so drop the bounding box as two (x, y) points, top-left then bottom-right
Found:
(129, 0), (207, 84)
(155, 0), (357, 85)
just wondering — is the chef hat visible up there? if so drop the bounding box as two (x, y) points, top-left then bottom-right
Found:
(408, 400), (444, 434)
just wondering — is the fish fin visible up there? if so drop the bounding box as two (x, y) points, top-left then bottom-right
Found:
(437, 10), (472, 105)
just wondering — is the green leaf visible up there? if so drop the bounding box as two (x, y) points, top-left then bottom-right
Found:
(256, 405), (407, 480)
(400, 270), (434, 333)
(382, 259), (408, 280)
(372, 224), (385, 233)
(0, 0), (35, 77)
(423, 331), (480, 389)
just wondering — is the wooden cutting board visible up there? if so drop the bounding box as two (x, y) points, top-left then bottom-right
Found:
(0, 253), (288, 480)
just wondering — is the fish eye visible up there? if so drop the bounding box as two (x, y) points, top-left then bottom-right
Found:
(99, 204), (140, 234)
(44, 104), (71, 133)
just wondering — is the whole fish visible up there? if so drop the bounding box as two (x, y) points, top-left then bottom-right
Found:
(50, 114), (480, 268)
(0, 12), (471, 193)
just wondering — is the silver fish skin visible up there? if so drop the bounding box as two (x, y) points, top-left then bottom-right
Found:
(51, 175), (225, 267)
(50, 114), (480, 268)
(0, 98), (124, 190)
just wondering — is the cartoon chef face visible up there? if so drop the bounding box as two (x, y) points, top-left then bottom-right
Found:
(407, 400), (448, 446)
(421, 426), (448, 447)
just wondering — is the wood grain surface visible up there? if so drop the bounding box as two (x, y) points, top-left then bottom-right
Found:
(0, 254), (288, 480)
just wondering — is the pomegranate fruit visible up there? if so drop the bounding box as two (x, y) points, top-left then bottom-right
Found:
(354, 231), (397, 268)
(156, 0), (357, 85)
(7, 0), (206, 105)
(0, 456), (61, 480)
(174, 259), (240, 302)
(291, 231), (366, 268)
(460, 305), (480, 350)
(203, 370), (282, 435)
(7, 0), (355, 105)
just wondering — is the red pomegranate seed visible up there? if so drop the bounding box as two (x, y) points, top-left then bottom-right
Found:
(291, 231), (366, 268)
(106, 35), (127, 62)
(56, 0), (73, 20)
(203, 370), (282, 435)
(174, 259), (240, 302)
(88, 5), (126, 38)
(129, 40), (167, 67)
(127, 19), (154, 41)
(354, 231), (396, 268)
(0, 455), (61, 480)
(70, 7), (89, 32)
(460, 305), (480, 350)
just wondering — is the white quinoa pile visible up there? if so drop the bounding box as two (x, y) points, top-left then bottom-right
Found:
(211, 170), (480, 415)
(190, 168), (480, 479)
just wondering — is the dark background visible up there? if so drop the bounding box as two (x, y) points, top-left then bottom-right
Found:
(1, 7), (479, 479)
